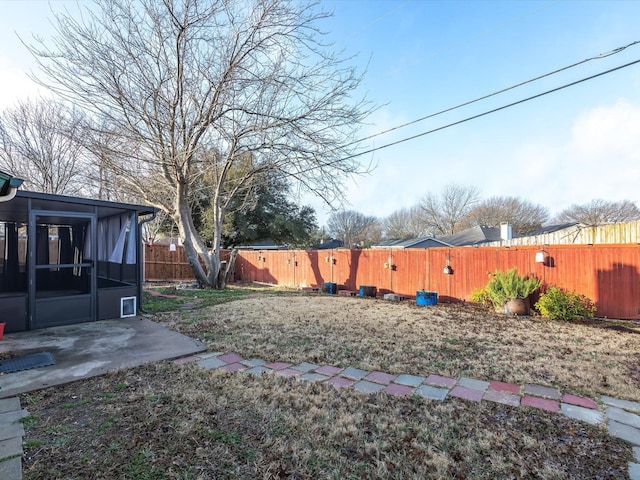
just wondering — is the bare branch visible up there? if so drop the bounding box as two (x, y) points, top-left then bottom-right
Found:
(25, 0), (373, 286)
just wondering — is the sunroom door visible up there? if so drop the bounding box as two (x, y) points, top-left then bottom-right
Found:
(29, 212), (95, 329)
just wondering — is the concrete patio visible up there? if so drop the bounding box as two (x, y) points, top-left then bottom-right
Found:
(0, 316), (206, 399)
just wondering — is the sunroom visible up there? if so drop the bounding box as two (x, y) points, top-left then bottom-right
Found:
(0, 186), (156, 333)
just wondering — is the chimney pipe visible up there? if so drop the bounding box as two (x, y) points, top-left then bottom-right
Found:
(500, 222), (512, 241)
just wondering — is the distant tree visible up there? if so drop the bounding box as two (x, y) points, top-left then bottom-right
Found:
(460, 196), (550, 233)
(201, 172), (317, 248)
(383, 205), (432, 238)
(554, 199), (640, 226)
(327, 210), (380, 248)
(0, 98), (87, 195)
(420, 183), (480, 235)
(361, 220), (383, 248)
(307, 226), (329, 247)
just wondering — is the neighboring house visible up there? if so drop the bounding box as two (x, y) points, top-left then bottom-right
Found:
(235, 239), (288, 250)
(481, 220), (640, 246)
(372, 237), (452, 249)
(523, 223), (579, 237)
(0, 187), (156, 333)
(437, 224), (519, 247)
(315, 238), (344, 250)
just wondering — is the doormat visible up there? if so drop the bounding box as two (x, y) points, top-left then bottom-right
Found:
(0, 352), (56, 374)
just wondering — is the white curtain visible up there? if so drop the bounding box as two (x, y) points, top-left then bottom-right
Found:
(125, 214), (136, 264)
(83, 224), (92, 260)
(93, 213), (137, 265)
(108, 214), (130, 263)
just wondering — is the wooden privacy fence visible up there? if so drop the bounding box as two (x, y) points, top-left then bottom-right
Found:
(144, 244), (230, 281)
(233, 245), (640, 320)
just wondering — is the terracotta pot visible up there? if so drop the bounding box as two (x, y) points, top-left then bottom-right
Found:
(504, 298), (529, 316)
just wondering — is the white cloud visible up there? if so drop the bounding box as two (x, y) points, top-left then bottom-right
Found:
(570, 100), (640, 159)
(511, 100), (640, 215)
(0, 54), (47, 109)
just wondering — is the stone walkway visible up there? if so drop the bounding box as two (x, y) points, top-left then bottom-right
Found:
(0, 397), (27, 480)
(176, 350), (640, 479)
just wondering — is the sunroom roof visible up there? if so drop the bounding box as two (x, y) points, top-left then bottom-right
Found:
(0, 190), (156, 224)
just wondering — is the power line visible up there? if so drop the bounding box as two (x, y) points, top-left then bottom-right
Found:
(343, 57), (640, 161)
(348, 40), (640, 147)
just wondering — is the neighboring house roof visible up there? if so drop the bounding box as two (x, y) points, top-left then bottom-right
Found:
(437, 225), (519, 246)
(372, 237), (452, 249)
(523, 223), (579, 236)
(235, 239), (288, 250)
(315, 238), (344, 250)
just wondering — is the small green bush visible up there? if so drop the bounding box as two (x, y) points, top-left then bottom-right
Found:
(535, 286), (597, 321)
(470, 286), (492, 308)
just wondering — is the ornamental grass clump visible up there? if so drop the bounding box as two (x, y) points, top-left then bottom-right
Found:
(535, 286), (597, 321)
(485, 268), (541, 310)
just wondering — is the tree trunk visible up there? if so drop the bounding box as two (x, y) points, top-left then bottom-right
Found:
(175, 184), (222, 288)
(220, 249), (238, 289)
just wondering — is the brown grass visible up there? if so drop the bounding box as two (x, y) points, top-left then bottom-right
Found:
(21, 291), (640, 479)
(170, 294), (640, 401)
(22, 362), (632, 479)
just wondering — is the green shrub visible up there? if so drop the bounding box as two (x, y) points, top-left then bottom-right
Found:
(485, 268), (540, 308)
(470, 286), (492, 308)
(535, 286), (597, 321)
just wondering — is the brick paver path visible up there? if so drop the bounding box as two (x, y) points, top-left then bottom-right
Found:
(182, 351), (640, 479)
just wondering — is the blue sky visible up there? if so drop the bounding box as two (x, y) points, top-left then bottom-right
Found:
(1, 1), (640, 227)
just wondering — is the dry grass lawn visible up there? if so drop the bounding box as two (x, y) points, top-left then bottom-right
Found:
(21, 290), (640, 479)
(171, 294), (640, 401)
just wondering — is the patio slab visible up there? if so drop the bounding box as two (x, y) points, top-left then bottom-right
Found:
(327, 376), (355, 389)
(415, 385), (449, 401)
(0, 317), (206, 398)
(315, 365), (343, 376)
(341, 367), (368, 381)
(424, 374), (457, 388)
(608, 419), (640, 446)
(523, 384), (561, 400)
(354, 380), (385, 393)
(521, 395), (560, 413)
(393, 374), (424, 387)
(607, 407), (640, 429)
(602, 396), (640, 413)
(483, 389), (520, 407)
(562, 393), (598, 410)
(0, 457), (22, 480)
(489, 381), (521, 394)
(449, 386), (484, 402)
(458, 377), (490, 391)
(561, 403), (604, 426)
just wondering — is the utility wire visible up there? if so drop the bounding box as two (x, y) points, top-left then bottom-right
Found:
(342, 57), (640, 161)
(347, 40), (640, 147)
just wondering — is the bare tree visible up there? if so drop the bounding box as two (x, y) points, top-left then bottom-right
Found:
(0, 98), (88, 195)
(460, 196), (550, 234)
(27, 0), (373, 287)
(554, 199), (640, 226)
(327, 210), (380, 248)
(383, 205), (432, 239)
(420, 183), (480, 235)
